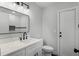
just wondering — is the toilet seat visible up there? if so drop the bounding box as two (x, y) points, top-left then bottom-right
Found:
(42, 45), (54, 53)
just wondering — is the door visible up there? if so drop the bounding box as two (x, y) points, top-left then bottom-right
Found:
(58, 9), (76, 56)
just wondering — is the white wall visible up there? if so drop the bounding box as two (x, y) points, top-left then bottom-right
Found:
(27, 2), (43, 39)
(42, 2), (78, 55)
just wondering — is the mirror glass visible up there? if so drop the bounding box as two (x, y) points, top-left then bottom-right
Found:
(0, 7), (30, 34)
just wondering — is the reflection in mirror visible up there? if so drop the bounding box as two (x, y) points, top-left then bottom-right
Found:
(0, 6), (30, 34)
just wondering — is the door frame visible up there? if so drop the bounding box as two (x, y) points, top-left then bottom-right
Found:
(57, 7), (78, 56)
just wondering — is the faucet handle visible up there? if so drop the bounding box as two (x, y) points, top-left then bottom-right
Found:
(19, 37), (22, 41)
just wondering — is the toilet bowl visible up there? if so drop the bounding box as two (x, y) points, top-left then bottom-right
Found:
(42, 45), (54, 56)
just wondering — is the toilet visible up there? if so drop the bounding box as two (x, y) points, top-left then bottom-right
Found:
(42, 45), (54, 56)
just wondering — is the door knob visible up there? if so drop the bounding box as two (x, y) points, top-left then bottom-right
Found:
(59, 32), (62, 38)
(59, 35), (62, 37)
(59, 32), (62, 34)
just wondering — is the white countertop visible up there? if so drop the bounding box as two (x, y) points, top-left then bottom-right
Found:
(0, 38), (42, 56)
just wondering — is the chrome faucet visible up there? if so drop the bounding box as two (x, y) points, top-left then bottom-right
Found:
(19, 32), (28, 41)
(23, 32), (28, 40)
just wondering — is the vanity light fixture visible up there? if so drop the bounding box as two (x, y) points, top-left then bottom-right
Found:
(21, 2), (29, 9)
(15, 2), (29, 9)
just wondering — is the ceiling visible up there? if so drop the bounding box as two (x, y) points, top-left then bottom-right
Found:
(35, 2), (53, 8)
(35, 2), (78, 8)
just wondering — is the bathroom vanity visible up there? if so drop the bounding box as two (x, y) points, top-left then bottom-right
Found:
(0, 3), (43, 56)
(0, 38), (43, 56)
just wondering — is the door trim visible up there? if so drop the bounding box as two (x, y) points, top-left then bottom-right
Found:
(57, 7), (77, 56)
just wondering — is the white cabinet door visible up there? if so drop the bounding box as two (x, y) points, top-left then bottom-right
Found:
(5, 49), (26, 56)
(36, 47), (42, 56)
(58, 9), (76, 56)
(26, 43), (39, 56)
(26, 41), (43, 56)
